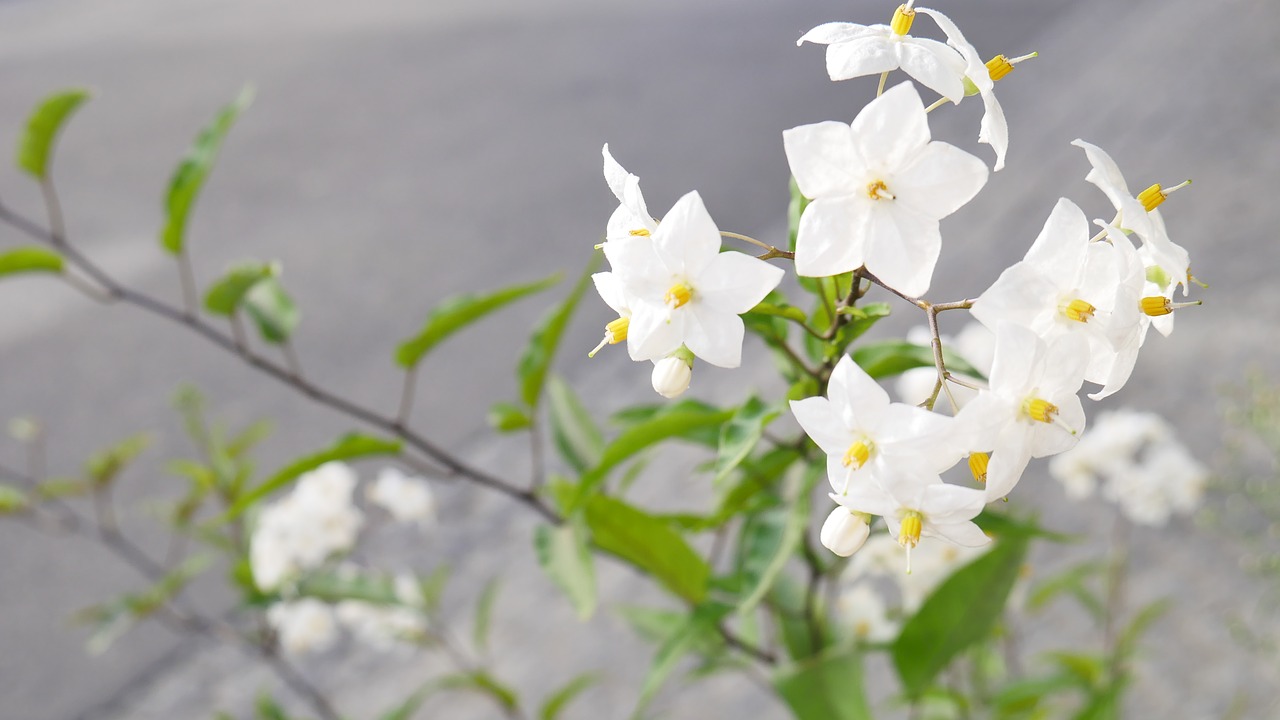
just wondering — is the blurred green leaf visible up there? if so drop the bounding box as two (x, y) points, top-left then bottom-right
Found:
(474, 578), (500, 651)
(892, 532), (1029, 699)
(0, 485), (28, 514)
(395, 274), (560, 369)
(254, 693), (290, 720)
(534, 523), (597, 620)
(295, 570), (400, 606)
(86, 433), (152, 487)
(0, 247), (64, 278)
(852, 339), (982, 380)
(517, 254), (598, 408)
(161, 87), (252, 254)
(417, 672), (520, 713)
(204, 261), (276, 316)
(17, 88), (91, 179)
(539, 673), (599, 720)
(632, 603), (731, 717)
(714, 396), (778, 483)
(584, 496), (709, 603)
(831, 302), (891, 351)
(737, 466), (818, 613)
(243, 276), (298, 344)
(418, 565), (450, 614)
(774, 648), (873, 720)
(547, 375), (604, 472)
(488, 402), (532, 433)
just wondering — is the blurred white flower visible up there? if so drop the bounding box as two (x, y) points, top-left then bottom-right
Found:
(367, 466), (436, 527)
(267, 599), (338, 656)
(250, 462), (364, 591)
(835, 584), (897, 643)
(846, 533), (986, 612)
(336, 600), (428, 650)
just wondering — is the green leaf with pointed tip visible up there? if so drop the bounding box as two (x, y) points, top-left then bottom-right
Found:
(18, 89), (91, 179)
(714, 396), (778, 483)
(774, 648), (873, 720)
(746, 300), (808, 324)
(517, 254), (598, 408)
(242, 276), (298, 344)
(539, 673), (599, 720)
(547, 375), (604, 472)
(0, 247), (64, 277)
(396, 273), (560, 369)
(584, 496), (710, 604)
(534, 523), (597, 620)
(204, 261), (276, 316)
(488, 402), (532, 432)
(86, 433), (152, 487)
(161, 87), (253, 254)
(831, 302), (891, 350)
(852, 339), (983, 380)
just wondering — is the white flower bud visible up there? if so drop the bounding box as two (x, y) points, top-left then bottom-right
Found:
(820, 506), (870, 557)
(651, 357), (692, 399)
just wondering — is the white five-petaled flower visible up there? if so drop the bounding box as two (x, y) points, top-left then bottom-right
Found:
(784, 82), (988, 295)
(603, 191), (784, 368)
(267, 599), (339, 656)
(791, 354), (959, 495)
(1072, 139), (1192, 295)
(798, 4), (968, 103)
(601, 144), (657, 242)
(956, 324), (1089, 501)
(970, 199), (1144, 399)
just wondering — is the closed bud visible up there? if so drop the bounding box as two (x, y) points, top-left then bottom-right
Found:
(820, 507), (871, 557)
(651, 356), (693, 399)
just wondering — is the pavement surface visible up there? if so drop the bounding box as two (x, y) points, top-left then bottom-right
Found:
(1, 0), (1278, 717)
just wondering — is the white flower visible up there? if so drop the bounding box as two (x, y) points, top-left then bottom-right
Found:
(588, 271), (636, 357)
(604, 191), (784, 368)
(250, 462), (364, 591)
(820, 506), (872, 557)
(268, 599), (338, 656)
(846, 534), (984, 611)
(783, 82), (988, 295)
(601, 144), (657, 242)
(791, 354), (959, 495)
(835, 585), (897, 643)
(798, 5), (968, 103)
(651, 355), (693, 399)
(956, 324), (1089, 501)
(336, 601), (428, 649)
(1048, 409), (1171, 500)
(367, 466), (436, 527)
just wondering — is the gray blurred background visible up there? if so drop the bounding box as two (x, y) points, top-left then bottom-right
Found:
(1, 0), (1278, 717)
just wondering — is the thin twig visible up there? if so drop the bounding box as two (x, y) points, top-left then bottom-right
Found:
(177, 250), (199, 316)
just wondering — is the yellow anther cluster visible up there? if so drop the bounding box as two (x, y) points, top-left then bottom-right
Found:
(843, 440), (872, 470)
(890, 4), (916, 35)
(898, 511), (923, 549)
(629, 228), (651, 237)
(1138, 184), (1167, 212)
(968, 452), (990, 484)
(986, 55), (1015, 82)
(1141, 296), (1172, 317)
(605, 317), (630, 342)
(664, 283), (693, 309)
(1061, 298), (1097, 323)
(1022, 397), (1059, 424)
(866, 179), (893, 200)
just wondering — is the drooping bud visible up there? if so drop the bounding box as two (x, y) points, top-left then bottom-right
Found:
(1022, 397), (1059, 424)
(820, 507), (871, 557)
(664, 283), (693, 310)
(890, 4), (916, 35)
(968, 452), (990, 484)
(1060, 298), (1096, 324)
(651, 356), (693, 399)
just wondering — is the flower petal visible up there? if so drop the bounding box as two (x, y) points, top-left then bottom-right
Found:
(591, 272), (630, 316)
(603, 236), (670, 296)
(783, 121), (863, 199)
(1030, 393), (1086, 458)
(626, 303), (684, 362)
(894, 141), (989, 220)
(1071, 139), (1132, 209)
(683, 304), (744, 368)
(927, 520), (991, 547)
(601, 143), (631, 203)
(970, 262), (1052, 336)
(791, 396), (853, 456)
(984, 428), (1032, 501)
(897, 38), (967, 102)
(978, 90), (1009, 171)
(794, 196), (872, 278)
(852, 82), (931, 171)
(696, 251), (785, 315)
(828, 355), (890, 430)
(798, 22), (882, 46)
(920, 483), (987, 523)
(655, 191), (722, 279)
(826, 33), (899, 82)
(987, 323), (1043, 397)
(862, 202), (941, 298)
(1023, 198), (1090, 281)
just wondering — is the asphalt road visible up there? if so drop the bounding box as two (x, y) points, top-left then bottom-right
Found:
(1, 0), (1278, 717)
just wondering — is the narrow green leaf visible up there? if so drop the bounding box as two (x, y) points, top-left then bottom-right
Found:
(418, 565), (450, 614)
(204, 261), (276, 316)
(225, 433), (402, 520)
(17, 88), (91, 179)
(0, 247), (64, 278)
(243, 276), (298, 344)
(831, 302), (891, 350)
(746, 300), (808, 324)
(488, 402), (532, 433)
(534, 524), (597, 620)
(713, 396), (778, 483)
(547, 375), (604, 472)
(737, 466), (818, 613)
(254, 693), (289, 720)
(391, 673), (519, 717)
(378, 689), (430, 720)
(86, 433), (152, 487)
(474, 579), (500, 650)
(539, 673), (599, 720)
(774, 648), (873, 720)
(892, 532), (1030, 698)
(396, 274), (560, 368)
(161, 86), (253, 254)
(584, 495), (710, 603)
(517, 254), (598, 408)
(0, 485), (29, 514)
(852, 339), (982, 380)
(633, 603), (731, 717)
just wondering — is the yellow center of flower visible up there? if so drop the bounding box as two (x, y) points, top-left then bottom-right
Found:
(890, 4), (915, 35)
(629, 228), (651, 237)
(1022, 397), (1059, 424)
(605, 316), (630, 342)
(898, 511), (923, 550)
(664, 283), (693, 309)
(1138, 184), (1167, 212)
(1141, 296), (1172, 317)
(842, 440), (873, 470)
(986, 55), (1015, 82)
(1060, 298), (1097, 323)
(968, 452), (990, 484)
(866, 180), (894, 201)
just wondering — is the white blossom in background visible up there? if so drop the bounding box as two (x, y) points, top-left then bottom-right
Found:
(847, 533), (986, 612)
(895, 322), (994, 409)
(367, 466), (437, 527)
(797, 4), (968, 103)
(603, 190), (784, 369)
(267, 599), (339, 656)
(835, 584), (897, 643)
(250, 462), (364, 591)
(337, 601), (429, 650)
(784, 82), (988, 295)
(601, 144), (657, 242)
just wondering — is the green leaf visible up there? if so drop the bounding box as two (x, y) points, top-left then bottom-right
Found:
(488, 402), (532, 433)
(633, 603), (731, 717)
(0, 247), (65, 278)
(86, 433), (152, 487)
(473, 578), (500, 650)
(831, 302), (891, 350)
(892, 532), (1030, 699)
(547, 375), (604, 472)
(737, 466), (819, 613)
(254, 693), (289, 720)
(0, 485), (29, 514)
(852, 339), (983, 380)
(746, 300), (809, 324)
(204, 261), (276, 316)
(242, 276), (299, 344)
(378, 689), (431, 720)
(391, 672), (520, 716)
(224, 433), (402, 520)
(534, 524), (597, 620)
(418, 565), (450, 614)
(396, 273), (560, 369)
(517, 254), (598, 408)
(161, 87), (252, 254)
(295, 570), (400, 606)
(539, 673), (599, 720)
(774, 648), (873, 720)
(17, 88), (91, 179)
(714, 396), (778, 483)
(584, 495), (710, 603)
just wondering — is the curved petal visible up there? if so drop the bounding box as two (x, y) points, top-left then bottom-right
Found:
(826, 34), (899, 82)
(862, 203), (941, 298)
(591, 272), (631, 316)
(953, 391), (1012, 452)
(833, 486), (899, 519)
(983, 428), (1032, 500)
(1071, 139), (1132, 208)
(828, 453), (876, 495)
(696, 251), (785, 315)
(655, 191), (721, 279)
(798, 22), (881, 46)
(970, 262), (1052, 335)
(852, 82), (930, 171)
(783, 121), (863, 199)
(683, 304), (744, 368)
(897, 38), (967, 102)
(894, 141), (989, 220)
(927, 520), (991, 547)
(988, 323), (1044, 397)
(603, 235), (670, 294)
(915, 8), (989, 91)
(920, 483), (986, 523)
(1024, 198), (1090, 280)
(1030, 394), (1086, 458)
(790, 396), (853, 456)
(828, 355), (890, 430)
(1042, 332), (1089, 397)
(601, 143), (631, 203)
(978, 90), (1009, 171)
(626, 303), (684, 362)
(794, 196), (872, 278)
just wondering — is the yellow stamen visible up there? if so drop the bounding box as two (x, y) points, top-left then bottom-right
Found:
(890, 4), (915, 35)
(1138, 183), (1167, 212)
(1060, 298), (1096, 324)
(588, 317), (631, 357)
(629, 228), (651, 237)
(968, 452), (989, 484)
(986, 55), (1015, 82)
(664, 283), (693, 309)
(899, 511), (923, 553)
(1022, 397), (1059, 424)
(1141, 296), (1172, 317)
(866, 180), (894, 201)
(842, 440), (872, 470)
